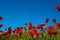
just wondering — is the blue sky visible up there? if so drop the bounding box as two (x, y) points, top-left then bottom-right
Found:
(0, 0), (60, 30)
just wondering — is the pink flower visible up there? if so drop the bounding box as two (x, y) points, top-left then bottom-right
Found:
(36, 33), (40, 38)
(52, 19), (56, 23)
(37, 24), (46, 31)
(56, 4), (60, 11)
(55, 23), (60, 28)
(0, 16), (3, 20)
(45, 18), (49, 23)
(0, 24), (3, 28)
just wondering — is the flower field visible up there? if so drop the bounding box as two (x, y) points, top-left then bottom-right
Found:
(0, 17), (60, 40)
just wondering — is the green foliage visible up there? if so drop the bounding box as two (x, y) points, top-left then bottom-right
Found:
(0, 32), (60, 40)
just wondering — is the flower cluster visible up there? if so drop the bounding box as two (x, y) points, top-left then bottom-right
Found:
(0, 16), (60, 40)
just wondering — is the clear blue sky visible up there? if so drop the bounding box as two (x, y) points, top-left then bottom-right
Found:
(0, 0), (60, 30)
